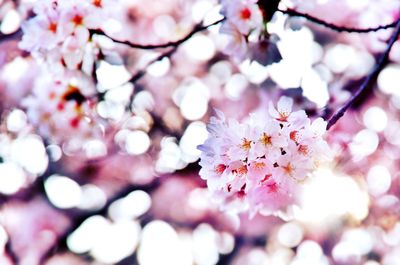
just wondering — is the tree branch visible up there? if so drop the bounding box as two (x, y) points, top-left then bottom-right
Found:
(94, 18), (224, 110)
(130, 46), (178, 85)
(0, 29), (22, 44)
(278, 8), (398, 33)
(90, 18), (224, 50)
(125, 46), (178, 110)
(4, 241), (19, 264)
(326, 18), (400, 130)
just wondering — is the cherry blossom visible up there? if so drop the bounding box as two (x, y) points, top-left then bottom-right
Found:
(198, 96), (332, 218)
(219, 0), (264, 61)
(22, 70), (102, 144)
(222, 0), (263, 35)
(19, 0), (117, 72)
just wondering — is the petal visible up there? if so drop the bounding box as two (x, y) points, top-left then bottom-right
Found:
(85, 13), (103, 29)
(75, 26), (90, 44)
(268, 102), (280, 118)
(272, 135), (287, 147)
(288, 110), (308, 128)
(277, 96), (293, 115)
(252, 142), (266, 157)
(265, 119), (280, 134)
(311, 118), (327, 136)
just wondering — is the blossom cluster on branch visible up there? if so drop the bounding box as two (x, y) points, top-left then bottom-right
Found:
(198, 96), (331, 217)
(22, 71), (101, 143)
(19, 0), (116, 74)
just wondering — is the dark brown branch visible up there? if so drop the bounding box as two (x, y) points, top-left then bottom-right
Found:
(258, 0), (281, 21)
(90, 18), (224, 50)
(278, 8), (398, 33)
(0, 29), (22, 44)
(131, 46), (177, 84)
(94, 18), (224, 109)
(4, 241), (19, 264)
(327, 18), (400, 130)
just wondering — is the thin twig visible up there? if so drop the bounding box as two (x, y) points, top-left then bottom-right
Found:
(126, 46), (178, 111)
(130, 46), (178, 84)
(90, 18), (224, 50)
(327, 18), (400, 130)
(278, 8), (398, 33)
(93, 18), (224, 110)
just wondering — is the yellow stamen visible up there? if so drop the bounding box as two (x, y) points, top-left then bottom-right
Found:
(240, 138), (252, 151)
(254, 162), (265, 169)
(260, 133), (272, 146)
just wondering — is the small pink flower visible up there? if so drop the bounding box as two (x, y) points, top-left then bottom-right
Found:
(251, 119), (287, 160)
(223, 0), (263, 34)
(218, 0), (263, 61)
(269, 96), (293, 122)
(19, 14), (61, 53)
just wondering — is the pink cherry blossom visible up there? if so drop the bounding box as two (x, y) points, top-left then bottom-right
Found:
(219, 0), (264, 61)
(223, 0), (263, 35)
(198, 96), (332, 218)
(19, 0), (117, 72)
(22, 70), (102, 144)
(19, 14), (60, 53)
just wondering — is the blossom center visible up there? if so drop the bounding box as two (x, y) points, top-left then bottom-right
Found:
(260, 133), (272, 146)
(254, 162), (265, 169)
(282, 163), (294, 176)
(240, 138), (252, 151)
(69, 117), (80, 128)
(277, 112), (289, 122)
(48, 22), (57, 33)
(234, 165), (248, 176)
(93, 0), (102, 7)
(72, 14), (84, 26)
(240, 8), (252, 20)
(290, 130), (298, 142)
(298, 145), (308, 155)
(215, 164), (226, 174)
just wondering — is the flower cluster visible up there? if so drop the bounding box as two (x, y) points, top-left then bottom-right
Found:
(19, 0), (117, 74)
(198, 97), (331, 217)
(219, 0), (264, 61)
(22, 70), (102, 144)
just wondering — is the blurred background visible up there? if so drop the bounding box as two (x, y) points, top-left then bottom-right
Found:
(0, 0), (400, 264)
